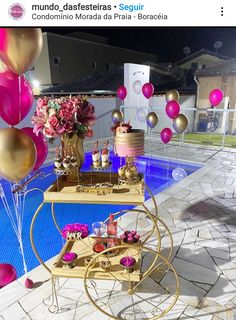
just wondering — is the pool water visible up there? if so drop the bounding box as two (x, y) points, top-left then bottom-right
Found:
(0, 152), (202, 278)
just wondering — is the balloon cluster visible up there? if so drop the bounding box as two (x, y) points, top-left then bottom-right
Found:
(0, 28), (47, 183)
(116, 82), (159, 129)
(160, 90), (189, 144)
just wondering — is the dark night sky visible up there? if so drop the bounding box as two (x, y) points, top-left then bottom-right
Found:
(43, 27), (236, 62)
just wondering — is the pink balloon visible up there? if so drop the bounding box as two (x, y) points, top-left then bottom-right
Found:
(142, 82), (154, 99)
(209, 89), (224, 107)
(160, 128), (173, 144)
(0, 70), (33, 125)
(0, 264), (16, 288)
(165, 101), (180, 119)
(117, 86), (127, 100)
(21, 127), (48, 171)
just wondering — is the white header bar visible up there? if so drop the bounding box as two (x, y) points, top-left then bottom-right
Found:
(0, 0), (233, 27)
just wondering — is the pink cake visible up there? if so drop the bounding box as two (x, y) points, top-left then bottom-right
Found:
(115, 129), (144, 157)
(115, 145), (144, 157)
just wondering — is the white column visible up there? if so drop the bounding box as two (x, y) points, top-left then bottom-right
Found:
(123, 63), (150, 130)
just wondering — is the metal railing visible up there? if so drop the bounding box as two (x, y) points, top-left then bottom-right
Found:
(121, 105), (236, 148)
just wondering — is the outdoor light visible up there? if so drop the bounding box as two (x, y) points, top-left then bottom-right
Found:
(32, 79), (40, 88)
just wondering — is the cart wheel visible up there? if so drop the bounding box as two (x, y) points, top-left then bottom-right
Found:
(84, 244), (179, 320)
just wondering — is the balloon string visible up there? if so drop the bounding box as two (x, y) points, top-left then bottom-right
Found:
(167, 144), (169, 181)
(178, 132), (184, 161)
(0, 182), (29, 277)
(20, 193), (26, 228)
(10, 183), (20, 229)
(0, 194), (18, 235)
(10, 184), (28, 275)
(19, 237), (28, 276)
(0, 184), (19, 236)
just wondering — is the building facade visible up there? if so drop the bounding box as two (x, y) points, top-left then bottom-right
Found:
(31, 32), (158, 89)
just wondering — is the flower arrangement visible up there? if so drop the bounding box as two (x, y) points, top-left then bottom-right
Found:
(62, 252), (77, 263)
(120, 256), (136, 270)
(32, 95), (95, 140)
(62, 223), (89, 240)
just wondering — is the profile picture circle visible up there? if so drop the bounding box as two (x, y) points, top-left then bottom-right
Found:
(8, 3), (25, 19)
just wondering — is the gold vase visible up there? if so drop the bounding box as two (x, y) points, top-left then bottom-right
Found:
(61, 133), (85, 182)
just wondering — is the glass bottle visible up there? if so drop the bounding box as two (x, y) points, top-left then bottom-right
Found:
(107, 214), (118, 247)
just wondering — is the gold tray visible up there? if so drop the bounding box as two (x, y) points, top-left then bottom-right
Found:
(44, 172), (144, 205)
(52, 237), (141, 282)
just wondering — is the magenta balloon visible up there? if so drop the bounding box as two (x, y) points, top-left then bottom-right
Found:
(21, 127), (48, 171)
(209, 89), (224, 107)
(142, 82), (154, 99)
(117, 86), (127, 100)
(165, 101), (180, 119)
(0, 264), (16, 288)
(160, 128), (173, 144)
(0, 70), (33, 125)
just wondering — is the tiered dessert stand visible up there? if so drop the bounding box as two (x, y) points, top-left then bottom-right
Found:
(30, 130), (179, 320)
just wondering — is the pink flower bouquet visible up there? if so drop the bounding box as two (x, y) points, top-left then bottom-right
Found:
(62, 223), (89, 240)
(32, 95), (96, 140)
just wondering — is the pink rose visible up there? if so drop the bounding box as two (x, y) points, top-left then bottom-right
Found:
(37, 99), (44, 108)
(33, 123), (44, 136)
(48, 115), (59, 128)
(43, 127), (58, 138)
(59, 104), (75, 121)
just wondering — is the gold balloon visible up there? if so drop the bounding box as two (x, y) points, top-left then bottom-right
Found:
(173, 114), (188, 133)
(111, 110), (123, 123)
(0, 28), (43, 75)
(166, 90), (180, 102)
(0, 128), (36, 182)
(146, 112), (159, 129)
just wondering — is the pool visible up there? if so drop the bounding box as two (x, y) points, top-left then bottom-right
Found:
(0, 152), (202, 278)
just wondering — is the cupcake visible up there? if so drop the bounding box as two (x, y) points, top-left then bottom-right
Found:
(102, 141), (110, 165)
(93, 160), (100, 168)
(101, 152), (109, 163)
(63, 158), (70, 169)
(92, 150), (100, 163)
(54, 156), (62, 169)
(121, 230), (140, 244)
(71, 156), (77, 167)
(127, 236), (134, 244)
(92, 141), (100, 164)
